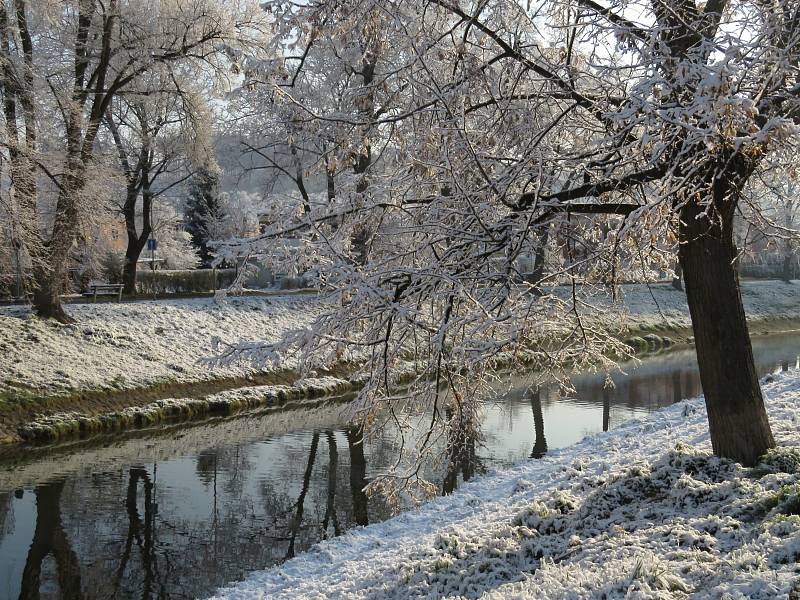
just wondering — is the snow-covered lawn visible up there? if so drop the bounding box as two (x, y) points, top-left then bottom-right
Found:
(615, 279), (800, 331)
(211, 370), (800, 600)
(0, 280), (797, 399)
(0, 294), (322, 397)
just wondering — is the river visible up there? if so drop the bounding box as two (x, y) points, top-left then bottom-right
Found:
(0, 334), (798, 599)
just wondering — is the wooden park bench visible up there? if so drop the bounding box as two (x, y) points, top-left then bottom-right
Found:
(84, 282), (124, 303)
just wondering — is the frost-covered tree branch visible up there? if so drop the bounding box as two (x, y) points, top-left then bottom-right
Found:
(215, 0), (799, 492)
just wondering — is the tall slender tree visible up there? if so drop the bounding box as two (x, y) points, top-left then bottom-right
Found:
(104, 84), (196, 294)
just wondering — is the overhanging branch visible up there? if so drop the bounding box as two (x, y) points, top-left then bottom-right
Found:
(517, 164), (667, 210)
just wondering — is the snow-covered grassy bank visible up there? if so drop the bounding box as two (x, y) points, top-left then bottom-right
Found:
(1, 281), (797, 401)
(211, 370), (800, 600)
(16, 376), (352, 442)
(619, 279), (800, 328)
(0, 293), (322, 399)
(0, 280), (797, 444)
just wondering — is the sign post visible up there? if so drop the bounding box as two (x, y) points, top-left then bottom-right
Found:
(147, 238), (158, 270)
(147, 238), (158, 300)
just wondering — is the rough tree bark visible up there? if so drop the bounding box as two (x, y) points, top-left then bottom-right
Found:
(32, 158), (87, 323)
(31, 0), (108, 322)
(677, 157), (775, 466)
(0, 0), (39, 301)
(350, 43), (378, 265)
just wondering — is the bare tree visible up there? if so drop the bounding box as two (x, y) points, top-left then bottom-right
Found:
(741, 164), (800, 282)
(103, 81), (196, 294)
(0, 0), (40, 299)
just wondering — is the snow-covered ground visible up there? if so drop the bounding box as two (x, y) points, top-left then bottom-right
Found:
(211, 370), (800, 600)
(0, 280), (797, 398)
(615, 279), (800, 331)
(0, 294), (322, 397)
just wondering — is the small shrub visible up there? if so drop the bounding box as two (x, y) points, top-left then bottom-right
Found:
(99, 251), (125, 284)
(625, 336), (649, 352)
(276, 275), (309, 290)
(759, 484), (800, 516)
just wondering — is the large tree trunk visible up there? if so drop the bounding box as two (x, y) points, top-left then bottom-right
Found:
(1, 1), (40, 302)
(121, 245), (145, 296)
(678, 173), (775, 467)
(31, 0), (114, 321)
(31, 164), (85, 323)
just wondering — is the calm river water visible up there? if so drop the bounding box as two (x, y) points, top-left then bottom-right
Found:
(0, 334), (798, 599)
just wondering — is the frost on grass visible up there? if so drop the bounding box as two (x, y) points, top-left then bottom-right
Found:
(18, 377), (351, 442)
(0, 281), (796, 399)
(211, 371), (800, 600)
(0, 295), (322, 397)
(390, 447), (798, 599)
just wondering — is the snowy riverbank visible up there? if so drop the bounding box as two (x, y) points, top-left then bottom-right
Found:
(0, 293), (323, 399)
(1, 281), (798, 400)
(0, 280), (797, 444)
(211, 369), (800, 600)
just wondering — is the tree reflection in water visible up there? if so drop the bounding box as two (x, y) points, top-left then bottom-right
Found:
(442, 408), (481, 495)
(286, 432), (319, 559)
(347, 427), (369, 526)
(113, 467), (157, 599)
(7, 427), (380, 599)
(602, 386), (611, 433)
(3, 344), (797, 599)
(321, 431), (341, 540)
(672, 371), (683, 406)
(0, 491), (13, 545)
(530, 388), (548, 459)
(19, 481), (82, 600)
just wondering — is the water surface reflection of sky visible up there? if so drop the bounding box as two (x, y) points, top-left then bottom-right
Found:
(0, 334), (797, 599)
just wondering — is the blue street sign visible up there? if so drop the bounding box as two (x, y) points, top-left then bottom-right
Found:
(147, 238), (157, 251)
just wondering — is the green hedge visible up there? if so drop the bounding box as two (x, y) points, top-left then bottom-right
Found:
(135, 268), (237, 295)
